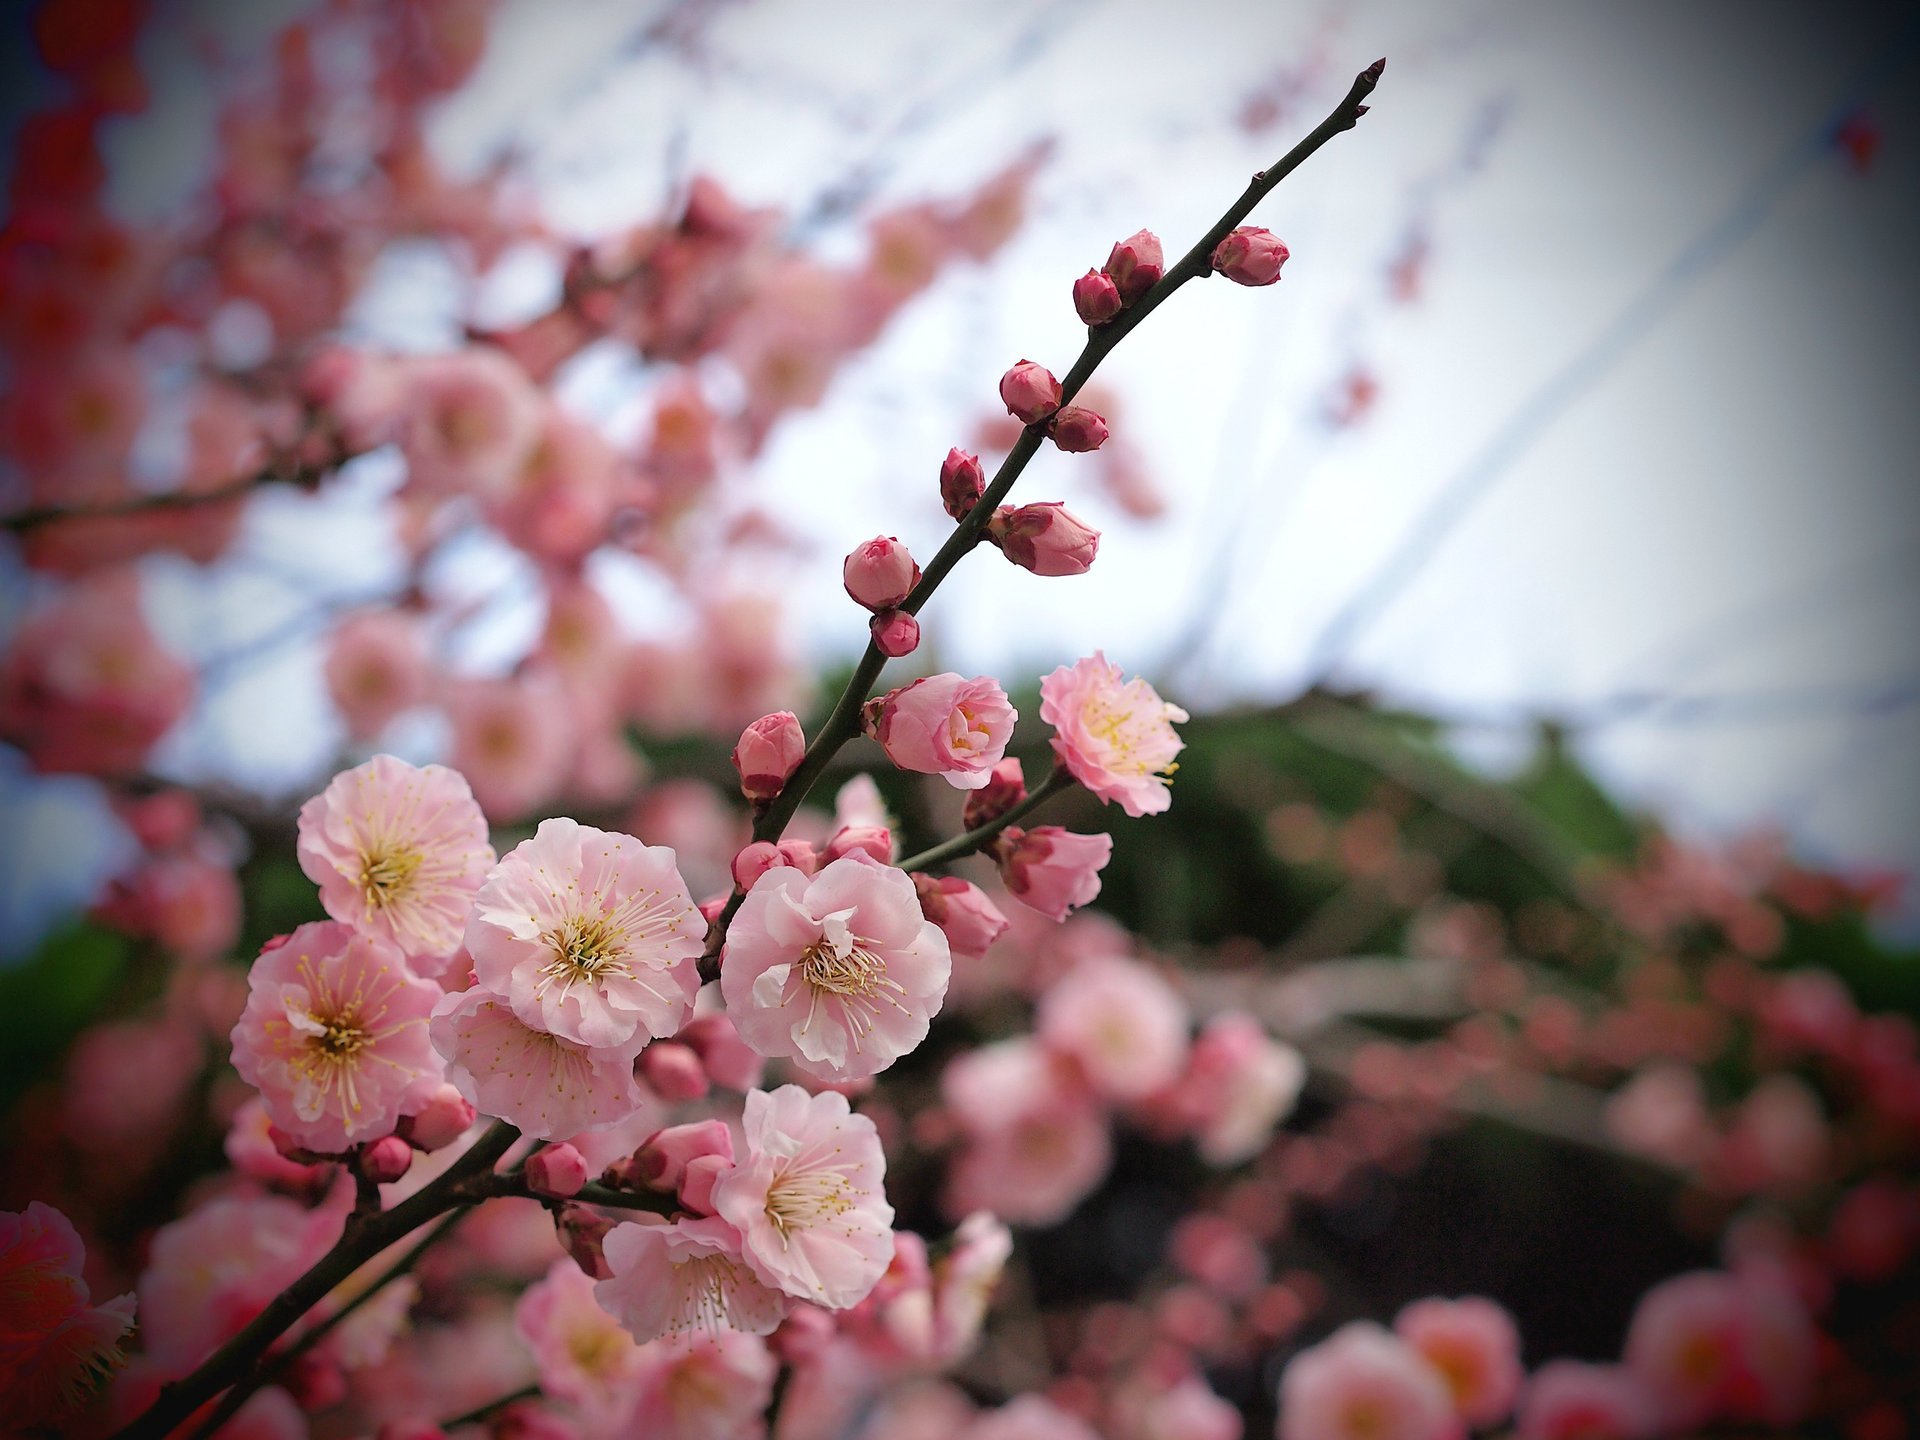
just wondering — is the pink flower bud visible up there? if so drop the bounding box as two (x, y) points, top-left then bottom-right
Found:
(376, 1423), (450, 1440)
(773, 1304), (838, 1364)
(776, 838), (819, 875)
(494, 1401), (573, 1440)
(554, 1203), (615, 1279)
(679, 1152), (730, 1215)
(1073, 268), (1123, 326)
(732, 710), (805, 802)
(1211, 226), (1289, 286)
(618, 1119), (734, 1192)
(357, 1134), (413, 1185)
(639, 1040), (710, 1102)
(941, 446), (986, 521)
(988, 502), (1100, 576)
(824, 825), (893, 864)
(870, 608), (921, 658)
(731, 840), (784, 892)
(843, 535), (921, 610)
(526, 1142), (589, 1198)
(679, 1014), (765, 1092)
(400, 1084), (476, 1152)
(1105, 229), (1165, 305)
(698, 893), (728, 924)
(1047, 405), (1109, 453)
(999, 359), (1062, 426)
(994, 824), (1114, 920)
(913, 873), (1011, 959)
(963, 758), (1027, 830)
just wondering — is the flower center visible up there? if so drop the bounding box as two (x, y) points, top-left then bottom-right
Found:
(764, 1167), (856, 1239)
(798, 939), (885, 997)
(316, 1014), (368, 1056)
(359, 846), (422, 909)
(566, 1321), (630, 1377)
(537, 913), (632, 997)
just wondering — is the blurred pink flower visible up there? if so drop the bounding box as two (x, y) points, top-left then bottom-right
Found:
(0, 1202), (136, 1432)
(324, 611), (429, 743)
(626, 1331), (777, 1440)
(1037, 955), (1189, 1102)
(721, 857), (950, 1082)
(1515, 1361), (1656, 1440)
(468, 817), (703, 1049)
(711, 1085), (895, 1310)
(1277, 1321), (1456, 1440)
(514, 1258), (646, 1431)
(1039, 653), (1186, 818)
(1394, 1296), (1523, 1428)
(230, 919), (446, 1153)
(942, 1038), (1112, 1226)
(446, 670), (573, 822)
(297, 755), (495, 964)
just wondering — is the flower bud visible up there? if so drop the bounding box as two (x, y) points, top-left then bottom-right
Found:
(614, 1119), (734, 1192)
(870, 608), (920, 658)
(1047, 405), (1108, 453)
(357, 1134), (413, 1185)
(400, 1083), (476, 1152)
(993, 824), (1114, 920)
(773, 1304), (838, 1365)
(1105, 229), (1165, 305)
(732, 711), (805, 802)
(999, 359), (1062, 426)
(963, 758), (1027, 830)
(731, 840), (784, 892)
(824, 824), (893, 864)
(679, 1152), (730, 1215)
(679, 1014), (765, 1092)
(843, 535), (920, 611)
(1211, 226), (1289, 286)
(987, 502), (1100, 576)
(525, 1142), (589, 1198)
(639, 1040), (710, 1102)
(914, 873), (1011, 959)
(495, 1401), (573, 1440)
(554, 1203), (615, 1279)
(1073, 268), (1123, 326)
(940, 446), (985, 521)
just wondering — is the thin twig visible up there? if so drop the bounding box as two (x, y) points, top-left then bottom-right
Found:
(897, 765), (1075, 873)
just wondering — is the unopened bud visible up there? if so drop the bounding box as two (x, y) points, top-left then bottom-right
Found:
(731, 711), (805, 802)
(357, 1134), (413, 1185)
(999, 360), (1062, 426)
(731, 841), (784, 892)
(940, 447), (986, 521)
(400, 1084), (475, 1152)
(554, 1203), (616, 1279)
(639, 1041), (710, 1102)
(843, 535), (920, 611)
(1104, 229), (1164, 305)
(1211, 226), (1289, 286)
(1073, 268), (1123, 326)
(680, 1152), (730, 1214)
(963, 758), (1027, 829)
(526, 1142), (590, 1198)
(1047, 405), (1108, 453)
(987, 502), (1100, 576)
(824, 825), (893, 864)
(870, 608), (920, 658)
(679, 1014), (765, 1092)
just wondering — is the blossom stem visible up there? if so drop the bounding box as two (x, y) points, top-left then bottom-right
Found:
(440, 1383), (542, 1429)
(719, 57), (1384, 895)
(480, 1174), (679, 1214)
(898, 765), (1076, 873)
(111, 1121), (521, 1440)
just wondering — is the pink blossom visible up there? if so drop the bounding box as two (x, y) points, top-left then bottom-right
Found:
(732, 711), (806, 802)
(446, 670), (573, 822)
(961, 1394), (1103, 1440)
(994, 827), (1113, 921)
(866, 673), (1016, 791)
(626, 1331), (777, 1440)
(230, 919), (446, 1153)
(137, 1193), (343, 1376)
(1104, 229), (1165, 305)
(1515, 1362), (1656, 1440)
(942, 1038), (1112, 1226)
(1038, 955), (1190, 1101)
(1394, 1296), (1523, 1427)
(1621, 1269), (1755, 1430)
(1046, 406), (1108, 453)
(297, 755), (495, 964)
(514, 1258), (646, 1430)
(1211, 226), (1289, 286)
(1040, 653), (1187, 817)
(0, 567), (193, 777)
(429, 985), (650, 1140)
(526, 1143), (590, 1198)
(930, 1212), (1013, 1364)
(998, 359), (1061, 426)
(913, 874), (1010, 960)
(711, 1085), (896, 1309)
(721, 856), (950, 1082)
(394, 348), (542, 501)
(489, 405), (621, 564)
(1173, 1013), (1306, 1165)
(1602, 1063), (1713, 1170)
(843, 536), (920, 611)
(1073, 269), (1122, 326)
(1277, 1321), (1456, 1440)
(940, 446), (986, 521)
(870, 608), (921, 658)
(467, 817), (703, 1049)
(0, 1202), (136, 1432)
(596, 1217), (791, 1344)
(987, 502), (1100, 577)
(324, 611), (429, 742)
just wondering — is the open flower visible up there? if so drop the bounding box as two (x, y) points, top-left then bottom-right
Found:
(0, 1203), (136, 1432)
(467, 818), (703, 1049)
(230, 920), (445, 1154)
(595, 1216), (790, 1344)
(296, 755), (495, 964)
(712, 1085), (895, 1309)
(866, 674), (1016, 791)
(429, 986), (650, 1140)
(1395, 1296), (1524, 1428)
(721, 856), (951, 1082)
(1039, 652), (1187, 817)
(1278, 1321), (1456, 1440)
(515, 1258), (646, 1429)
